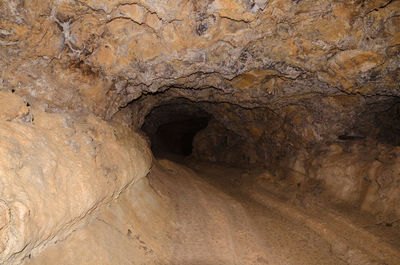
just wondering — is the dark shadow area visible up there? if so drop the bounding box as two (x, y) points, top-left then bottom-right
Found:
(154, 117), (210, 156)
(345, 98), (400, 146)
(375, 100), (400, 146)
(142, 100), (211, 157)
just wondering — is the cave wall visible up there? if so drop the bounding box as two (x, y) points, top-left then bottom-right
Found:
(0, 91), (152, 264)
(308, 142), (400, 223)
(2, 0), (398, 162)
(117, 89), (400, 224)
(1, 0), (400, 263)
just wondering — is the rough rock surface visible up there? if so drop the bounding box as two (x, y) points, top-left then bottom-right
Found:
(0, 92), (152, 264)
(1, 0), (399, 117)
(1, 0), (399, 169)
(0, 0), (400, 264)
(308, 142), (400, 223)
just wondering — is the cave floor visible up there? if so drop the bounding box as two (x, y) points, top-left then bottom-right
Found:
(26, 157), (400, 265)
(186, 160), (400, 264)
(163, 158), (400, 265)
(158, 158), (344, 265)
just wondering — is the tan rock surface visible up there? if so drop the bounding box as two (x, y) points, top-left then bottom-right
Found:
(0, 0), (399, 264)
(0, 0), (399, 117)
(0, 92), (152, 264)
(0, 91), (29, 121)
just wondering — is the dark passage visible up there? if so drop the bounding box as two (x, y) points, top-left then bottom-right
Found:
(154, 117), (210, 156)
(141, 101), (211, 157)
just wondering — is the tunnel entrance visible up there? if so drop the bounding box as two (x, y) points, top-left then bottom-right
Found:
(141, 101), (211, 157)
(153, 117), (210, 156)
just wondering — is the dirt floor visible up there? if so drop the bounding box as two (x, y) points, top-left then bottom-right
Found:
(25, 157), (400, 265)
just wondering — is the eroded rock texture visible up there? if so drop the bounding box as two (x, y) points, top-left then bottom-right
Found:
(0, 92), (151, 264)
(0, 0), (400, 264)
(1, 0), (399, 115)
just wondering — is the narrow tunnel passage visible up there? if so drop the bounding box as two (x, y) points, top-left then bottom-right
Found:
(134, 95), (400, 265)
(154, 117), (210, 156)
(3, 1), (400, 264)
(20, 92), (400, 265)
(141, 101), (212, 158)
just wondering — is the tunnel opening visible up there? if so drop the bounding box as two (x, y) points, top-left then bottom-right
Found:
(153, 117), (210, 156)
(137, 96), (304, 167)
(141, 101), (212, 158)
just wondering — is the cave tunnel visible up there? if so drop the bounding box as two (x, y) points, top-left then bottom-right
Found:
(2, 1), (400, 265)
(141, 101), (211, 157)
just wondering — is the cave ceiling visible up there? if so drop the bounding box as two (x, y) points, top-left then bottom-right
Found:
(0, 0), (399, 119)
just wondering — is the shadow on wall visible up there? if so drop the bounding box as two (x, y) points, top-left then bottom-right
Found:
(341, 98), (400, 146)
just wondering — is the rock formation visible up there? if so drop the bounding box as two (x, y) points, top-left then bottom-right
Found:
(0, 0), (399, 264)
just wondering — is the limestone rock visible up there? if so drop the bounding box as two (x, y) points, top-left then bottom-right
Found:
(0, 1), (399, 264)
(0, 91), (29, 121)
(0, 0), (399, 118)
(0, 95), (152, 264)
